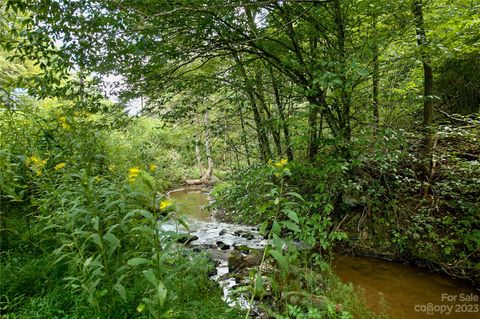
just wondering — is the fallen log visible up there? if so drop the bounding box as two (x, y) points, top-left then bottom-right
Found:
(185, 178), (207, 185)
(185, 175), (219, 186)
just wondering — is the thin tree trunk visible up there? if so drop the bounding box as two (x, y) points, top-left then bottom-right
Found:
(233, 54), (272, 162)
(334, 0), (351, 158)
(203, 111), (214, 180)
(307, 103), (320, 162)
(243, 7), (276, 161)
(412, 0), (434, 127)
(238, 101), (252, 166)
(372, 16), (380, 133)
(195, 136), (205, 177)
(412, 0), (435, 194)
(270, 68), (294, 161)
(255, 70), (282, 158)
(232, 144), (240, 170)
(194, 114), (205, 178)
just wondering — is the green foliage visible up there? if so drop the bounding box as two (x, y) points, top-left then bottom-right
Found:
(219, 160), (353, 318)
(213, 159), (348, 260)
(341, 126), (480, 281)
(104, 117), (198, 192)
(0, 90), (240, 318)
(2, 0), (479, 317)
(436, 54), (480, 114)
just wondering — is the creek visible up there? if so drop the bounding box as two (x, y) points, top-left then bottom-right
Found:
(167, 188), (479, 318)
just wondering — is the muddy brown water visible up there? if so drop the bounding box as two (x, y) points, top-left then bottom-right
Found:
(333, 255), (479, 318)
(169, 189), (211, 221)
(169, 189), (479, 318)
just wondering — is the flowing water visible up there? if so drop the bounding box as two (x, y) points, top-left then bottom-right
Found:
(167, 189), (479, 318)
(166, 189), (267, 309)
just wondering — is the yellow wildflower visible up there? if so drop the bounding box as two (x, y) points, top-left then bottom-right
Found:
(149, 163), (157, 172)
(54, 162), (66, 170)
(274, 158), (288, 168)
(27, 155), (47, 168)
(59, 116), (70, 129)
(128, 167), (141, 183)
(159, 199), (173, 210)
(27, 156), (47, 176)
(27, 156), (40, 166)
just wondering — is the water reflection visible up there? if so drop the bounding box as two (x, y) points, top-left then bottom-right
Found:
(334, 255), (479, 319)
(169, 189), (211, 221)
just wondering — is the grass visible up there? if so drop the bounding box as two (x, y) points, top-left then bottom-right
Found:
(0, 249), (244, 319)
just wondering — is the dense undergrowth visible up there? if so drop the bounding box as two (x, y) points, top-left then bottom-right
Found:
(1, 0), (478, 317)
(212, 126), (480, 288)
(0, 97), (385, 319)
(213, 160), (381, 318)
(0, 99), (243, 318)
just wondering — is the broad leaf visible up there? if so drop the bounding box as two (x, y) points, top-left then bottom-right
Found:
(270, 250), (289, 271)
(282, 208), (299, 223)
(127, 257), (149, 267)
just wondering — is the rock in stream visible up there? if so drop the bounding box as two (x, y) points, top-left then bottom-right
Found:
(160, 216), (268, 311)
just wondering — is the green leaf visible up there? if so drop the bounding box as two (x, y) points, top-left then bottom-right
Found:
(254, 275), (264, 296)
(136, 303), (145, 313)
(89, 233), (102, 248)
(176, 217), (190, 231)
(286, 191), (305, 202)
(139, 210), (153, 220)
(281, 220), (300, 233)
(272, 220), (281, 233)
(282, 208), (299, 223)
(92, 216), (100, 231)
(259, 221), (269, 234)
(157, 282), (167, 307)
(104, 232), (119, 257)
(272, 233), (283, 250)
(123, 209), (153, 221)
(323, 203), (334, 214)
(103, 232), (119, 247)
(127, 257), (149, 267)
(269, 250), (289, 271)
(113, 283), (127, 302)
(143, 268), (157, 286)
(139, 171), (155, 191)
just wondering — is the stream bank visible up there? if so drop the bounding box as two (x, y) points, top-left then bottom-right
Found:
(166, 188), (479, 318)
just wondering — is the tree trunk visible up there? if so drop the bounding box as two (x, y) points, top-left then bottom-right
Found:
(412, 0), (435, 194)
(334, 0), (352, 158)
(238, 101), (252, 166)
(194, 114), (205, 178)
(372, 16), (380, 133)
(195, 136), (205, 178)
(412, 0), (434, 127)
(233, 54), (272, 162)
(270, 68), (294, 161)
(255, 70), (282, 158)
(307, 102), (320, 162)
(203, 111), (214, 180)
